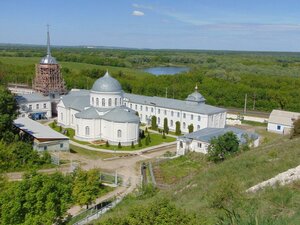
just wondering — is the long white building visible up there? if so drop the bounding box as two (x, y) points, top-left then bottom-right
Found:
(57, 71), (226, 146)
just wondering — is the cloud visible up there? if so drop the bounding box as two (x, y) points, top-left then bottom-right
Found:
(132, 10), (145, 16)
(132, 3), (153, 10)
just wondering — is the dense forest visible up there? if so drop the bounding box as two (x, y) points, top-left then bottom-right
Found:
(0, 45), (300, 112)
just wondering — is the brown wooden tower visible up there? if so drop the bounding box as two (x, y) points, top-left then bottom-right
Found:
(33, 26), (66, 96)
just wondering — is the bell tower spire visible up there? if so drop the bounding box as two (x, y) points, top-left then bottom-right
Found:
(46, 24), (51, 56)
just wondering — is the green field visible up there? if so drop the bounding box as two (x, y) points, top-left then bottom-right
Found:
(96, 130), (300, 224)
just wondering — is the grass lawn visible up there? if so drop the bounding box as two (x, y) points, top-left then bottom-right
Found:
(241, 119), (268, 127)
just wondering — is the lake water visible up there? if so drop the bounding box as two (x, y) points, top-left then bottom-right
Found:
(143, 66), (189, 75)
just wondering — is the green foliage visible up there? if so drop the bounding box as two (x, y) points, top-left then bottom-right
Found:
(150, 116), (157, 130)
(0, 86), (18, 140)
(0, 172), (73, 225)
(138, 138), (142, 147)
(72, 169), (102, 209)
(208, 132), (240, 162)
(131, 141), (135, 149)
(175, 121), (181, 135)
(188, 124), (194, 133)
(145, 127), (148, 133)
(163, 117), (169, 134)
(105, 140), (110, 147)
(0, 141), (51, 172)
(59, 126), (62, 132)
(118, 142), (122, 148)
(290, 118), (300, 139)
(162, 131), (166, 139)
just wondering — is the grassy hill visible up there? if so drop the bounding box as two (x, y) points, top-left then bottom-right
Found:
(95, 129), (300, 225)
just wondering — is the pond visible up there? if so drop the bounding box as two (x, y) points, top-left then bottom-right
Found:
(143, 66), (189, 75)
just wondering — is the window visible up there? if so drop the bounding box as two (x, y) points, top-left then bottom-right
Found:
(146, 115), (148, 120)
(171, 111), (174, 117)
(36, 104), (39, 109)
(124, 102), (127, 106)
(61, 113), (63, 121)
(277, 125), (281, 130)
(191, 114), (193, 120)
(197, 142), (202, 148)
(92, 97), (94, 105)
(43, 103), (47, 109)
(135, 104), (137, 110)
(44, 146), (47, 151)
(170, 120), (173, 127)
(130, 103), (133, 108)
(177, 112), (180, 117)
(140, 105), (143, 111)
(29, 104), (32, 110)
(115, 98), (117, 106)
(85, 126), (90, 136)
(164, 110), (167, 115)
(180, 141), (183, 148)
(197, 125), (200, 130)
(146, 106), (148, 112)
(60, 143), (64, 148)
(183, 113), (186, 119)
(102, 98), (105, 107)
(198, 116), (201, 121)
(151, 108), (154, 113)
(158, 117), (160, 124)
(158, 109), (160, 114)
(120, 98), (122, 105)
(183, 122), (186, 129)
(108, 98), (112, 106)
(117, 129), (122, 138)
(96, 98), (99, 106)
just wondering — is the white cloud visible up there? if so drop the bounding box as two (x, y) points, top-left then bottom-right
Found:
(132, 10), (145, 16)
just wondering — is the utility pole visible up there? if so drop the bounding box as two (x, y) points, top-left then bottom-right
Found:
(244, 93), (247, 114)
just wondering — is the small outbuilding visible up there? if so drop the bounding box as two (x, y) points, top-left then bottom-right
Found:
(14, 118), (69, 151)
(177, 127), (259, 156)
(267, 110), (300, 135)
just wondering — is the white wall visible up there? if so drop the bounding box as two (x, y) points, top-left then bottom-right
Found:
(90, 91), (123, 108)
(19, 100), (52, 119)
(267, 122), (292, 135)
(33, 139), (69, 151)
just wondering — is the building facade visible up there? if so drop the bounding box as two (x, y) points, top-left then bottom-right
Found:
(57, 72), (140, 145)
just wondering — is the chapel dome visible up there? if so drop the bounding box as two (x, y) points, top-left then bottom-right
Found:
(91, 71), (122, 93)
(185, 85), (206, 104)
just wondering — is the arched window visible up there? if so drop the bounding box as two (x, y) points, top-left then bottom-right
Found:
(117, 129), (122, 138)
(120, 98), (122, 105)
(102, 98), (105, 106)
(108, 98), (112, 106)
(96, 98), (99, 106)
(158, 117), (160, 124)
(115, 98), (117, 106)
(92, 97), (94, 105)
(85, 126), (90, 136)
(170, 120), (173, 127)
(183, 122), (186, 129)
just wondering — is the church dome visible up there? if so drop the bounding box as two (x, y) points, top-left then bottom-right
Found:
(91, 71), (122, 93)
(40, 55), (57, 64)
(185, 85), (206, 104)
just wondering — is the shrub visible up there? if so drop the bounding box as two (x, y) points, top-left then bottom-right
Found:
(118, 142), (122, 149)
(131, 141), (135, 149)
(175, 121), (181, 135)
(106, 140), (110, 147)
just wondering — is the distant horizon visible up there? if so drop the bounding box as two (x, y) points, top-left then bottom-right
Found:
(2, 42), (300, 54)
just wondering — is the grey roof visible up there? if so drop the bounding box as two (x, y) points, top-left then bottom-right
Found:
(75, 107), (101, 119)
(268, 110), (300, 126)
(124, 93), (225, 115)
(14, 118), (69, 140)
(102, 106), (139, 123)
(185, 91), (206, 104)
(60, 90), (90, 111)
(181, 127), (259, 144)
(91, 71), (122, 93)
(16, 93), (51, 104)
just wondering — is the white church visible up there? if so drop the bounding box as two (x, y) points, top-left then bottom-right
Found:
(57, 71), (226, 146)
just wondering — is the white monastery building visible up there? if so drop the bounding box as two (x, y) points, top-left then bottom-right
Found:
(268, 109), (300, 135)
(57, 71), (226, 146)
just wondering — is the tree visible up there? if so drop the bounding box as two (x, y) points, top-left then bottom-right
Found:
(106, 140), (110, 147)
(290, 118), (300, 139)
(175, 121), (181, 135)
(151, 116), (158, 130)
(208, 132), (240, 162)
(138, 138), (142, 147)
(162, 131), (166, 139)
(131, 141), (135, 149)
(72, 169), (101, 209)
(188, 124), (194, 133)
(0, 86), (19, 140)
(163, 118), (169, 134)
(118, 142), (122, 148)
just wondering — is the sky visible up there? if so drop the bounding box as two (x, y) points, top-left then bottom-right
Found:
(1, 0), (300, 51)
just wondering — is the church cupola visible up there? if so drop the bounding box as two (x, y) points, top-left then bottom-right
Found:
(185, 84), (206, 104)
